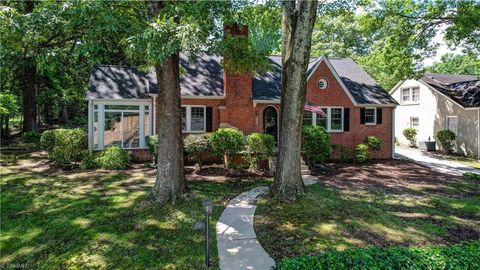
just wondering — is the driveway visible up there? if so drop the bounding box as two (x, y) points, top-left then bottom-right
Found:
(395, 147), (480, 176)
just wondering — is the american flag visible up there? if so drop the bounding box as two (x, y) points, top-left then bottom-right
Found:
(304, 101), (327, 117)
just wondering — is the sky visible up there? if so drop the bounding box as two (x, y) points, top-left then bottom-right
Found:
(423, 26), (464, 67)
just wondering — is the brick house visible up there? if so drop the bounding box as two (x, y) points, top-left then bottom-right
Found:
(87, 27), (397, 161)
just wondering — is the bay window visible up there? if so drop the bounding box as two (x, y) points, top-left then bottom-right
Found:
(92, 102), (151, 150)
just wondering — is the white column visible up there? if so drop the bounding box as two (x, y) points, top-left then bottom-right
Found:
(87, 100), (93, 150)
(139, 105), (145, 148)
(98, 103), (105, 150)
(312, 112), (317, 126)
(186, 106), (191, 132)
(392, 107), (396, 158)
(153, 96), (156, 134)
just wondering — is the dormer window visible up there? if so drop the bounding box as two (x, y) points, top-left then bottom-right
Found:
(317, 79), (328, 89)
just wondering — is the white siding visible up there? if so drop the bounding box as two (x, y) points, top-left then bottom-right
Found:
(391, 79), (438, 146)
(391, 79), (480, 158)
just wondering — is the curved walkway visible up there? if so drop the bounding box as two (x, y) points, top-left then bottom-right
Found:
(216, 176), (318, 270)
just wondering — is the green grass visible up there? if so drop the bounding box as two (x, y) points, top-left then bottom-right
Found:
(0, 153), (270, 269)
(255, 162), (480, 261)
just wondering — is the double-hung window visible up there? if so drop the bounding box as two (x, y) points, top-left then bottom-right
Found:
(182, 106), (206, 132)
(412, 88), (420, 102)
(364, 107), (376, 125)
(401, 87), (420, 104)
(446, 116), (458, 135)
(410, 117), (419, 129)
(303, 107), (343, 132)
(402, 88), (410, 102)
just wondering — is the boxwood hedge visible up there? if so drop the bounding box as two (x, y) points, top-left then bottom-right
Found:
(275, 241), (479, 270)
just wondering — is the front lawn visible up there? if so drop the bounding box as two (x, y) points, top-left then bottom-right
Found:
(1, 151), (269, 269)
(255, 160), (480, 261)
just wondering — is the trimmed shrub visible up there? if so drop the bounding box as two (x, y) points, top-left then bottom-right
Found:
(463, 172), (480, 181)
(364, 135), (383, 151)
(80, 151), (97, 170)
(184, 133), (213, 171)
(354, 143), (369, 163)
(275, 241), (480, 270)
(96, 145), (130, 170)
(245, 133), (276, 171)
(211, 128), (244, 169)
(403, 128), (417, 147)
(21, 130), (40, 143)
(437, 129), (456, 153)
(40, 129), (57, 151)
(147, 135), (158, 161)
(302, 125), (332, 166)
(47, 129), (87, 167)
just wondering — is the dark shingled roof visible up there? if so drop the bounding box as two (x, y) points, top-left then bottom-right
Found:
(252, 56), (397, 105)
(88, 54), (396, 105)
(420, 73), (480, 108)
(87, 54), (223, 99)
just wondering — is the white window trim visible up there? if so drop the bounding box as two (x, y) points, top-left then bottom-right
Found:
(401, 87), (420, 105)
(446, 115), (459, 135)
(92, 100), (151, 150)
(364, 107), (377, 125)
(410, 116), (419, 129)
(411, 88), (420, 103)
(308, 107), (344, 132)
(182, 105), (206, 133)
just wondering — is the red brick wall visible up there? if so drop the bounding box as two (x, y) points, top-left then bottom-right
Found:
(150, 61), (393, 159)
(306, 61), (393, 159)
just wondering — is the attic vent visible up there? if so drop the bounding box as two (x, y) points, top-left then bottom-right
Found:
(317, 79), (328, 89)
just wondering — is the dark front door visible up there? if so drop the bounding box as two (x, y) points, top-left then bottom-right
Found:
(263, 106), (278, 141)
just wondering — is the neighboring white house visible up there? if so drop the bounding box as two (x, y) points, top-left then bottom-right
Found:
(390, 73), (480, 158)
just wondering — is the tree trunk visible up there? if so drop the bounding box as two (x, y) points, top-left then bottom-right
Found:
(273, 0), (318, 201)
(21, 0), (38, 132)
(146, 1), (187, 205)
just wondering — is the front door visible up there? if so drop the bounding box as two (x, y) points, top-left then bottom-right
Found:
(263, 106), (278, 141)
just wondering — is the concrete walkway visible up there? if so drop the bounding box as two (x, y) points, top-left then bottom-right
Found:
(216, 176), (318, 270)
(395, 147), (480, 176)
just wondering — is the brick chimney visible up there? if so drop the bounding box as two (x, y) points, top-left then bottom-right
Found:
(221, 24), (255, 132)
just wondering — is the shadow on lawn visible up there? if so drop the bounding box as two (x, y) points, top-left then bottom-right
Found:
(1, 153), (267, 269)
(255, 160), (480, 260)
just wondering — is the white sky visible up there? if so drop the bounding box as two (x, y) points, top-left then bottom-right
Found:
(423, 26), (464, 67)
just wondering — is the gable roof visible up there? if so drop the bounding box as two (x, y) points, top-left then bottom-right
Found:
(87, 54), (223, 100)
(420, 73), (480, 108)
(253, 56), (397, 105)
(88, 54), (396, 106)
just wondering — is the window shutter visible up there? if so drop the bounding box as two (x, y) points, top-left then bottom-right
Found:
(343, 108), (350, 131)
(360, 108), (365, 124)
(377, 108), (383, 124)
(206, 107), (213, 132)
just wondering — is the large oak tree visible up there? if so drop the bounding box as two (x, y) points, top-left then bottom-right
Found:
(274, 0), (318, 201)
